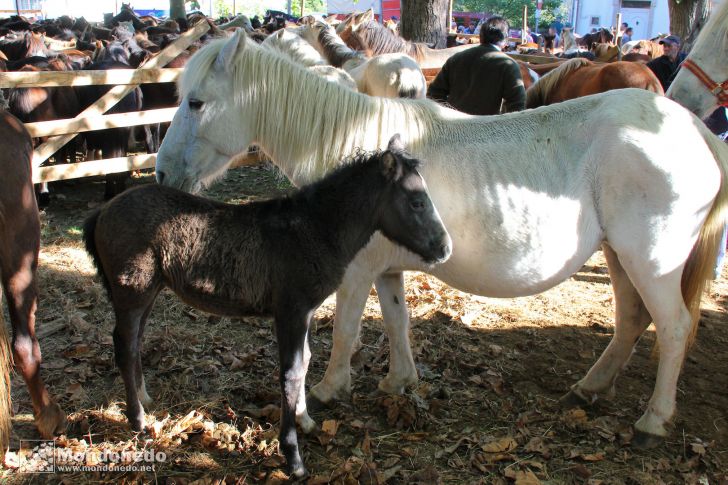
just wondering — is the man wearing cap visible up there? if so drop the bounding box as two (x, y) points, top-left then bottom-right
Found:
(646, 35), (687, 91)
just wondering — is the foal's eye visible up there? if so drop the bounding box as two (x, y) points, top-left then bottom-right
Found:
(410, 199), (425, 211)
(188, 98), (204, 111)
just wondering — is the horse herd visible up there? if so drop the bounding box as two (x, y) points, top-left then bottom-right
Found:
(1, 2), (728, 478)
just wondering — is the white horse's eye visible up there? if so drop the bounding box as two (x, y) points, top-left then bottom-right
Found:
(188, 99), (204, 111)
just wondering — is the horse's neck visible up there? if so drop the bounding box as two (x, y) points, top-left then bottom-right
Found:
(320, 29), (362, 67)
(297, 167), (382, 260)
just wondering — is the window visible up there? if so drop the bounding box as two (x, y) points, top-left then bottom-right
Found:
(590, 16), (600, 25)
(622, 1), (651, 8)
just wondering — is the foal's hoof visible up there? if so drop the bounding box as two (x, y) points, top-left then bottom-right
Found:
(35, 402), (67, 439)
(559, 390), (590, 409)
(306, 393), (330, 414)
(632, 430), (664, 449)
(287, 462), (308, 481)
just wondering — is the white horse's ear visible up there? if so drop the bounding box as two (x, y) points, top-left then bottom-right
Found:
(215, 29), (246, 73)
(387, 133), (405, 152)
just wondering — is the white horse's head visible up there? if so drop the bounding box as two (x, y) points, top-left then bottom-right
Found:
(666, 1), (728, 119)
(156, 30), (254, 192)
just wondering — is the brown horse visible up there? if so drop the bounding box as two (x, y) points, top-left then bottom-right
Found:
(526, 57), (664, 108)
(0, 111), (66, 451)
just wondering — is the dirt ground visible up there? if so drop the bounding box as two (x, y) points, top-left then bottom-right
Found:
(3, 165), (728, 484)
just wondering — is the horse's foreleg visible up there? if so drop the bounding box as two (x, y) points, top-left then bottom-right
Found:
(308, 263), (376, 406)
(375, 271), (417, 394)
(3, 225), (65, 439)
(275, 309), (312, 479)
(563, 243), (652, 406)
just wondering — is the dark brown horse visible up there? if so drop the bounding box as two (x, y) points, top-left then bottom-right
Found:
(0, 111), (66, 451)
(578, 27), (614, 50)
(526, 57), (664, 108)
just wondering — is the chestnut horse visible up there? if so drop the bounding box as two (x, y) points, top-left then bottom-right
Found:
(0, 111), (65, 452)
(526, 57), (664, 108)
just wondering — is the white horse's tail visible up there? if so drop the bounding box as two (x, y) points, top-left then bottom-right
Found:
(682, 129), (728, 348)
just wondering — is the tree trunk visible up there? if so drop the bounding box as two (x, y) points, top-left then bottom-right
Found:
(668, 0), (711, 53)
(170, 0), (186, 20)
(400, 0), (450, 49)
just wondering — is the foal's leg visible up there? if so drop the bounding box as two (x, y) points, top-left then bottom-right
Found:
(375, 271), (418, 394)
(113, 306), (149, 431)
(563, 243), (652, 405)
(275, 307), (313, 479)
(134, 300), (157, 407)
(2, 210), (65, 438)
(294, 329), (316, 434)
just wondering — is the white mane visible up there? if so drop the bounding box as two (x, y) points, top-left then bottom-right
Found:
(261, 28), (327, 67)
(179, 34), (441, 184)
(691, 1), (728, 55)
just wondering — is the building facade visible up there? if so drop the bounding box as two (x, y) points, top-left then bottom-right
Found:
(569, 0), (669, 39)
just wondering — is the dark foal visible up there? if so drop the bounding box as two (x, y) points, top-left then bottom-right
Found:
(0, 111), (65, 450)
(83, 135), (452, 478)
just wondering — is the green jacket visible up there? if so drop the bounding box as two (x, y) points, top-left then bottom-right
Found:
(427, 44), (526, 115)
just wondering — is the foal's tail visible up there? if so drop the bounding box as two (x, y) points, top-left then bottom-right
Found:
(0, 294), (12, 454)
(83, 209), (112, 296)
(682, 130), (728, 348)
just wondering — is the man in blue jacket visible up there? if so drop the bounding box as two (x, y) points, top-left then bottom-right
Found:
(647, 35), (687, 91)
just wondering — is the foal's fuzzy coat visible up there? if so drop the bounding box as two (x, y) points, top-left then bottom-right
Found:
(83, 139), (451, 478)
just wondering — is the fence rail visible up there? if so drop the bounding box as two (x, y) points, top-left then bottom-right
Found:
(0, 21), (213, 184)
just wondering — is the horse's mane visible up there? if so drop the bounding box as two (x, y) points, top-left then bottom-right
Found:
(526, 57), (591, 108)
(692, 0), (728, 54)
(262, 29), (326, 67)
(179, 33), (439, 183)
(317, 22), (365, 68)
(349, 20), (426, 61)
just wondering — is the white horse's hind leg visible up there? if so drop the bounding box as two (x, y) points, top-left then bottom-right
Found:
(563, 243), (652, 404)
(633, 279), (692, 444)
(375, 272), (417, 394)
(600, 245), (690, 443)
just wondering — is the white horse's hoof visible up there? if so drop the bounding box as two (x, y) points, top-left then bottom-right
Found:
(377, 374), (417, 395)
(309, 381), (351, 407)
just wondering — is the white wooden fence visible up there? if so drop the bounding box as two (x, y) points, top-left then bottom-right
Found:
(0, 21), (264, 185)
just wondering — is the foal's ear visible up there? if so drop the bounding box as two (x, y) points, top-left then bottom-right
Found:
(381, 150), (403, 181)
(387, 133), (406, 153)
(215, 28), (246, 73)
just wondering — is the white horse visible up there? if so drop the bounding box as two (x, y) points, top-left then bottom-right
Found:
(261, 28), (358, 91)
(154, 30), (728, 447)
(666, 0), (728, 119)
(296, 21), (426, 99)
